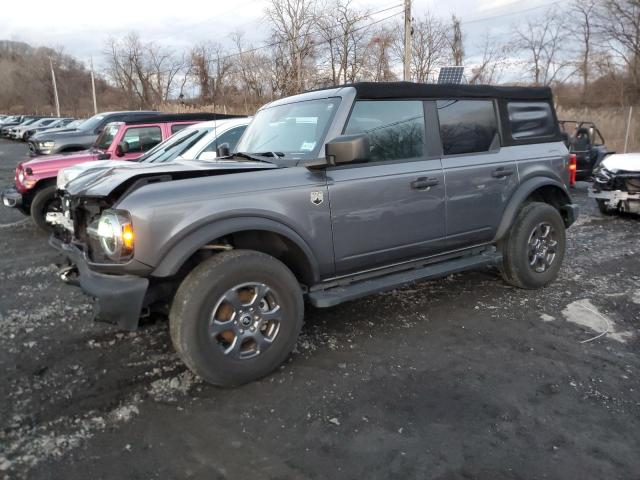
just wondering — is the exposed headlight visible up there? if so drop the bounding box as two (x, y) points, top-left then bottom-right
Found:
(17, 170), (25, 184)
(38, 141), (55, 149)
(89, 211), (135, 261)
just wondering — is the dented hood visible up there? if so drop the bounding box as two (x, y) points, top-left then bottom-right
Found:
(64, 158), (278, 198)
(601, 153), (640, 173)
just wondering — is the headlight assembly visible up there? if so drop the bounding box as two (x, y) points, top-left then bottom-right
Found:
(88, 211), (135, 261)
(39, 141), (55, 149)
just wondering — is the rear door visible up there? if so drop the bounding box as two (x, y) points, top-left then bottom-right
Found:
(327, 99), (446, 275)
(437, 99), (519, 248)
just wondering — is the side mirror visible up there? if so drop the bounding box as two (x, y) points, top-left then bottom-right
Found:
(325, 134), (370, 166)
(216, 143), (231, 158)
(116, 141), (129, 157)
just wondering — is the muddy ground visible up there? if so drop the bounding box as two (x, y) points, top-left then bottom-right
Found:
(0, 138), (639, 479)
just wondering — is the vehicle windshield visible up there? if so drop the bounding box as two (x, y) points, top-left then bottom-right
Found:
(78, 114), (106, 132)
(94, 124), (120, 150)
(20, 119), (38, 126)
(235, 98), (340, 160)
(144, 127), (213, 163)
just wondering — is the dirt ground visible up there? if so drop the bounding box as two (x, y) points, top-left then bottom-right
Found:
(1, 138), (639, 480)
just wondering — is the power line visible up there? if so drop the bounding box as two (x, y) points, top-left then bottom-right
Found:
(460, 0), (562, 25)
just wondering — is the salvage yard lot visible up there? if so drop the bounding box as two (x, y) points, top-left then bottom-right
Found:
(0, 138), (639, 479)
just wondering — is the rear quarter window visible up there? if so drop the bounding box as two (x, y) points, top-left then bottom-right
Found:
(507, 101), (557, 140)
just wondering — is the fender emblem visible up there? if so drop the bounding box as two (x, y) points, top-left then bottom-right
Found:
(310, 191), (324, 206)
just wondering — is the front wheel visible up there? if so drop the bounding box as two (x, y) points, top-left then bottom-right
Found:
(30, 185), (61, 232)
(500, 202), (566, 289)
(170, 250), (304, 386)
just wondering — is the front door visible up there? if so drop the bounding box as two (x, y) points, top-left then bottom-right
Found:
(327, 99), (446, 275)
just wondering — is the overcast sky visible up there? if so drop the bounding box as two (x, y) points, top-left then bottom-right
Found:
(0, 0), (554, 70)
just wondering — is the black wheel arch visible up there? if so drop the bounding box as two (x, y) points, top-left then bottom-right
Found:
(151, 216), (321, 286)
(494, 177), (574, 242)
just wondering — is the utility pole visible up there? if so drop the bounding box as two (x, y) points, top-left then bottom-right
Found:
(403, 0), (412, 81)
(49, 57), (60, 117)
(90, 56), (98, 115)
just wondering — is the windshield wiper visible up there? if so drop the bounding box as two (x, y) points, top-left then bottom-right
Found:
(232, 152), (276, 164)
(252, 151), (285, 158)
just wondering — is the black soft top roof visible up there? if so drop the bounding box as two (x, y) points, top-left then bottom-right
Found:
(344, 82), (553, 101)
(116, 113), (245, 125)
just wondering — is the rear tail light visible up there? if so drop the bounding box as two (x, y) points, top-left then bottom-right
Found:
(568, 154), (577, 186)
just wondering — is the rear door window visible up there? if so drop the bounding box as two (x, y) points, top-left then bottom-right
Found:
(344, 100), (425, 162)
(507, 101), (557, 140)
(198, 125), (248, 157)
(437, 100), (498, 155)
(122, 126), (162, 153)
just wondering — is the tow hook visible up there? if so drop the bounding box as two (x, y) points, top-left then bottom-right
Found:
(58, 265), (79, 286)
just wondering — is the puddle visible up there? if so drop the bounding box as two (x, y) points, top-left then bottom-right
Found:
(561, 299), (633, 343)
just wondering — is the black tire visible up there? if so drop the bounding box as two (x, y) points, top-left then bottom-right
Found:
(500, 202), (566, 289)
(597, 199), (615, 216)
(170, 249), (304, 386)
(30, 185), (60, 232)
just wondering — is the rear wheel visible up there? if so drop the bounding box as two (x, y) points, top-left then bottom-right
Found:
(30, 185), (60, 232)
(170, 249), (304, 386)
(500, 202), (566, 289)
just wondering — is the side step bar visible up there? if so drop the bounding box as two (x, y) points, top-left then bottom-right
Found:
(308, 251), (502, 308)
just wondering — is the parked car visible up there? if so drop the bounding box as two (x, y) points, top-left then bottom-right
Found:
(23, 117), (75, 140)
(50, 82), (578, 386)
(27, 110), (160, 155)
(559, 120), (613, 180)
(56, 117), (250, 190)
(1, 113), (224, 230)
(0, 115), (25, 128)
(33, 119), (84, 137)
(11, 117), (59, 140)
(589, 153), (640, 215)
(2, 117), (43, 137)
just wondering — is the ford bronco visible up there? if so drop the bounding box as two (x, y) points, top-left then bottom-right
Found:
(52, 82), (578, 386)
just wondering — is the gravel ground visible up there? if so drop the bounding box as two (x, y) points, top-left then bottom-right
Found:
(1, 138), (639, 480)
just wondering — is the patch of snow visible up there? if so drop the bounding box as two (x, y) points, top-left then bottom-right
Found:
(562, 299), (633, 343)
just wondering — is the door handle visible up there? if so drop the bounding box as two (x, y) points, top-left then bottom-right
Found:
(411, 177), (439, 190)
(491, 167), (515, 178)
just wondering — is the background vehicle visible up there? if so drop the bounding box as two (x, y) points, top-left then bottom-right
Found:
(53, 82), (578, 387)
(590, 153), (640, 215)
(11, 117), (58, 140)
(57, 116), (250, 189)
(23, 117), (75, 140)
(2, 113), (223, 230)
(559, 120), (613, 180)
(27, 110), (160, 155)
(2, 116), (43, 137)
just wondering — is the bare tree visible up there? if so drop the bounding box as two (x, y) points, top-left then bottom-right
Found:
(315, 0), (371, 85)
(570, 0), (597, 96)
(265, 0), (317, 95)
(468, 34), (511, 85)
(190, 41), (232, 104)
(594, 0), (640, 98)
(513, 11), (570, 86)
(364, 27), (398, 82)
(400, 11), (449, 82)
(450, 15), (464, 67)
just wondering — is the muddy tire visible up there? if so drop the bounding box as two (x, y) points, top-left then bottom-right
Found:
(170, 249), (304, 386)
(500, 202), (566, 289)
(30, 185), (60, 232)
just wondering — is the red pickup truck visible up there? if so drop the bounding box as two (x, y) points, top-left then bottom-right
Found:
(2, 113), (225, 230)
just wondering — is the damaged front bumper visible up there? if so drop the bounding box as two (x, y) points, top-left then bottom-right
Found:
(50, 237), (149, 331)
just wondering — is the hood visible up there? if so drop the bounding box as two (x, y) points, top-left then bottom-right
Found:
(31, 127), (80, 139)
(32, 129), (94, 142)
(65, 158), (278, 198)
(21, 150), (98, 174)
(58, 159), (132, 189)
(600, 153), (640, 173)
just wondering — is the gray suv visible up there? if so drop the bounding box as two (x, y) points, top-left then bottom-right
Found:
(53, 82), (578, 386)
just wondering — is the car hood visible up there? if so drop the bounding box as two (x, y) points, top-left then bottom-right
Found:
(65, 158), (279, 198)
(32, 129), (92, 142)
(601, 153), (640, 173)
(31, 127), (80, 138)
(21, 150), (98, 173)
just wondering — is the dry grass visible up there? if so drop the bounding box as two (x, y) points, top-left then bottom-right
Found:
(557, 106), (640, 153)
